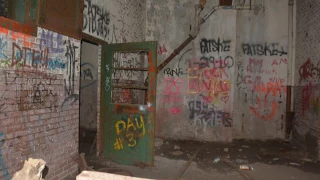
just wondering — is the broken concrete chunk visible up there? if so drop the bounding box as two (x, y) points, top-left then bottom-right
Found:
(12, 158), (46, 180)
(224, 148), (228, 152)
(213, 158), (220, 163)
(174, 145), (180, 150)
(171, 151), (184, 156)
(234, 159), (249, 164)
(273, 158), (279, 161)
(289, 162), (300, 166)
(241, 145), (250, 148)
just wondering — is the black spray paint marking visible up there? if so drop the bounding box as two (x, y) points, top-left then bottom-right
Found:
(200, 38), (231, 54)
(196, 56), (234, 69)
(163, 68), (184, 77)
(241, 43), (287, 56)
(80, 63), (97, 89)
(188, 101), (232, 127)
(62, 40), (79, 107)
(83, 0), (110, 39)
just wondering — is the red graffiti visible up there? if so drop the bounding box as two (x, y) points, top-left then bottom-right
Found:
(299, 58), (320, 83)
(302, 82), (313, 115)
(168, 107), (181, 115)
(250, 96), (277, 120)
(188, 78), (230, 95)
(271, 58), (287, 66)
(253, 81), (286, 97)
(121, 89), (132, 102)
(163, 77), (184, 103)
(246, 58), (277, 75)
(158, 44), (167, 54)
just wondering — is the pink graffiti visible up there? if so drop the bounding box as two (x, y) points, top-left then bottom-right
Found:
(163, 77), (184, 103)
(158, 44), (167, 54)
(168, 107), (181, 114)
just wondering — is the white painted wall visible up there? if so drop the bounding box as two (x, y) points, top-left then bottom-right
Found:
(146, 0), (289, 141)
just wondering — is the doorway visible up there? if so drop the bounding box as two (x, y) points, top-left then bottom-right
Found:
(79, 40), (99, 154)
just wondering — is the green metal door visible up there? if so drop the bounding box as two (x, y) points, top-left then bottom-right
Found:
(100, 42), (157, 166)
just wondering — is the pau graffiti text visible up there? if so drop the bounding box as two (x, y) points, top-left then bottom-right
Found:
(114, 115), (145, 150)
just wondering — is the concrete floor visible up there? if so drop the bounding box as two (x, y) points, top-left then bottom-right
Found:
(80, 132), (320, 180)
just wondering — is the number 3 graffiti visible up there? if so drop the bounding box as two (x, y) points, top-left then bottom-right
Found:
(113, 115), (145, 150)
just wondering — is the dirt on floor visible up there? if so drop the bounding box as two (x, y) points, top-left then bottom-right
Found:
(79, 132), (320, 180)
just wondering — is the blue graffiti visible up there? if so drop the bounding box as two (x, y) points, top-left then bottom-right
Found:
(80, 63), (97, 89)
(0, 133), (10, 180)
(39, 29), (64, 53)
(14, 49), (33, 66)
(0, 37), (7, 60)
(48, 57), (66, 70)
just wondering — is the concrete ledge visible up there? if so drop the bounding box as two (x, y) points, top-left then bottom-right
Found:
(77, 171), (154, 180)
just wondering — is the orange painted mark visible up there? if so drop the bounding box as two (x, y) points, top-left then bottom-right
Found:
(0, 27), (9, 36)
(250, 96), (277, 120)
(148, 50), (156, 103)
(0, 17), (34, 48)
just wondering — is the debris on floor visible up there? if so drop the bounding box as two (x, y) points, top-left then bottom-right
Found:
(171, 150), (184, 156)
(174, 145), (180, 150)
(234, 159), (249, 164)
(12, 158), (46, 180)
(289, 162), (300, 166)
(239, 165), (254, 171)
(213, 157), (220, 163)
(80, 139), (320, 180)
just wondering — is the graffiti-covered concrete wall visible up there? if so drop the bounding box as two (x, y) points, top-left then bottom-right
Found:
(293, 0), (320, 160)
(146, 0), (289, 141)
(82, 0), (147, 154)
(0, 24), (80, 179)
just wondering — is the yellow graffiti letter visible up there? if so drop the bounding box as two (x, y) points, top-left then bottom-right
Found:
(115, 120), (126, 135)
(126, 133), (136, 147)
(135, 115), (145, 137)
(126, 118), (136, 131)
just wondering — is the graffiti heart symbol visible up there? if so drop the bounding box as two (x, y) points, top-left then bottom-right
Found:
(221, 96), (229, 103)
